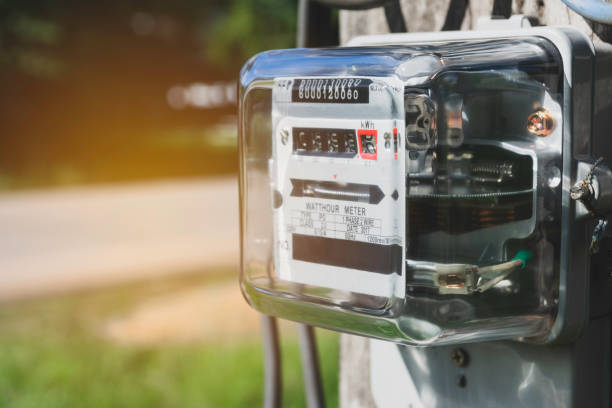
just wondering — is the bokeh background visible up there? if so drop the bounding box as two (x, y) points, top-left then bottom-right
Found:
(0, 1), (339, 406)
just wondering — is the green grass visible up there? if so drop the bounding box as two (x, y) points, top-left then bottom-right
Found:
(0, 274), (339, 408)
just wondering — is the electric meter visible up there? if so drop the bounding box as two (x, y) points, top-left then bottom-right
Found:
(239, 28), (595, 345)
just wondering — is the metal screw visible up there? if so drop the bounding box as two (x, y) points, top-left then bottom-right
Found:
(450, 348), (469, 367)
(570, 157), (603, 201)
(280, 128), (289, 145)
(527, 108), (555, 137)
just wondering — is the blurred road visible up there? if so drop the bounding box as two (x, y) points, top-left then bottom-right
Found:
(0, 177), (239, 300)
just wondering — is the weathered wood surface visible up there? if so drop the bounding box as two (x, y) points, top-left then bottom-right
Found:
(340, 0), (602, 46)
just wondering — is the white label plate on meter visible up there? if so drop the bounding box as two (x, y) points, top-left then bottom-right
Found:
(271, 76), (405, 298)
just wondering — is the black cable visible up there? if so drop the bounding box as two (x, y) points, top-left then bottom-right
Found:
(298, 0), (339, 47)
(297, 0), (309, 47)
(297, 324), (326, 408)
(492, 0), (512, 18)
(441, 0), (469, 31)
(314, 0), (395, 10)
(261, 315), (282, 408)
(383, 0), (407, 33)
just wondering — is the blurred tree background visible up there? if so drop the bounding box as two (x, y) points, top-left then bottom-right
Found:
(0, 0), (297, 189)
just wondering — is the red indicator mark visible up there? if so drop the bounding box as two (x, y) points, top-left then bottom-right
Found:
(392, 127), (398, 160)
(357, 129), (377, 160)
(333, 174), (337, 179)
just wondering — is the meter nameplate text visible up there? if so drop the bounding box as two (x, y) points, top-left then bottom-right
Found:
(291, 78), (371, 104)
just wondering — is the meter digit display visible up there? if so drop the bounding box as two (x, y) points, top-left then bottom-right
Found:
(292, 128), (358, 157)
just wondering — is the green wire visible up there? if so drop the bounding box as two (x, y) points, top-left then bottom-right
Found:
(512, 250), (533, 269)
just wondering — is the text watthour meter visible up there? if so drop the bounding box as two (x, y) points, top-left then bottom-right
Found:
(239, 27), (597, 346)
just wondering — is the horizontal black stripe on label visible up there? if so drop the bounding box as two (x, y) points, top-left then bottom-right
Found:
(292, 234), (402, 275)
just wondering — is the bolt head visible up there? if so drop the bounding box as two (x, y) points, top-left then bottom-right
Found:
(450, 348), (469, 367)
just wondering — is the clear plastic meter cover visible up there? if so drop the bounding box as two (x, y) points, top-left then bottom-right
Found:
(239, 38), (564, 345)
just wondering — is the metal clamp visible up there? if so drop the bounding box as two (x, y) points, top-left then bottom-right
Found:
(475, 14), (532, 31)
(408, 251), (531, 295)
(570, 158), (612, 254)
(570, 157), (603, 208)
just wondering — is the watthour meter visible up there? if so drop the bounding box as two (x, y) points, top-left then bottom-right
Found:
(239, 27), (597, 345)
